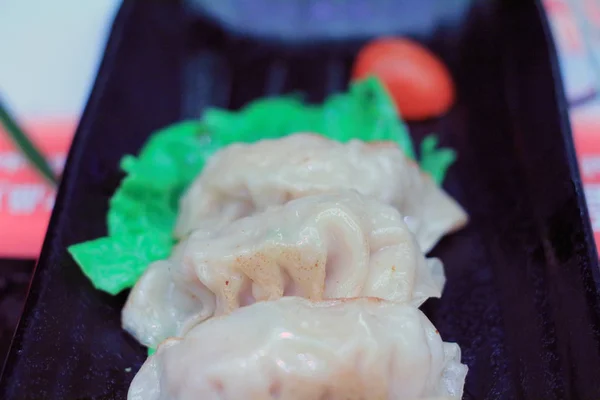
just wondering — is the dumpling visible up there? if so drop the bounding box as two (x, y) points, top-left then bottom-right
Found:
(120, 259), (215, 349)
(175, 133), (467, 252)
(122, 191), (445, 348)
(128, 297), (468, 400)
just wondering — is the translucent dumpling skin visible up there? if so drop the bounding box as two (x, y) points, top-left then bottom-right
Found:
(175, 134), (467, 253)
(128, 297), (467, 400)
(122, 191), (445, 348)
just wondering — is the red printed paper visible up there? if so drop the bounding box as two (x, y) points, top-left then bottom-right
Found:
(0, 119), (74, 258)
(545, 0), (600, 252)
(572, 114), (600, 248)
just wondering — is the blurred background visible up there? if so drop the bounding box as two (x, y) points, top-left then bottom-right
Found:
(0, 0), (598, 362)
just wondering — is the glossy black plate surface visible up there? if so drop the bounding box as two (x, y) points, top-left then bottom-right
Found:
(2, 0), (600, 399)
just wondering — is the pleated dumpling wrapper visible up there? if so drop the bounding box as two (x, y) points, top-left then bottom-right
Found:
(175, 133), (467, 253)
(128, 297), (467, 400)
(123, 191), (446, 348)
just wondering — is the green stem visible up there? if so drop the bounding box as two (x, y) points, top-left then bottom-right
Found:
(0, 98), (58, 187)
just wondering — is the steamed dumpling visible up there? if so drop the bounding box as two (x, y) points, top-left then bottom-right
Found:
(123, 191), (445, 348)
(128, 297), (467, 400)
(175, 133), (467, 252)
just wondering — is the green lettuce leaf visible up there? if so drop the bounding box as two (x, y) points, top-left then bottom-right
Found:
(68, 77), (456, 297)
(68, 121), (217, 295)
(68, 234), (172, 295)
(202, 77), (416, 159)
(419, 135), (457, 185)
(107, 121), (219, 237)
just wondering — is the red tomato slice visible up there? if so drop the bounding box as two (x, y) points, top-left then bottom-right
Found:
(353, 38), (456, 120)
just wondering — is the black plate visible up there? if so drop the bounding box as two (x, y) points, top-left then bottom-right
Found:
(2, 0), (600, 399)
